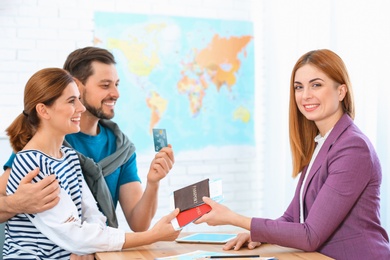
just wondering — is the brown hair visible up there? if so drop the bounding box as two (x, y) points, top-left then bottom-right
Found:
(63, 46), (116, 84)
(6, 68), (74, 152)
(288, 49), (355, 177)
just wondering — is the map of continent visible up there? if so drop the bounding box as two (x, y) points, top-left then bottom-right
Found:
(178, 34), (252, 118)
(94, 12), (255, 154)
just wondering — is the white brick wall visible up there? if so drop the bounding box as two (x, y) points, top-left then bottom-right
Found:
(1, 0), (388, 253)
(0, 0), (263, 233)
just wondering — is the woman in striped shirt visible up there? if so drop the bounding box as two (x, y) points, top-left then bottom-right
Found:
(3, 68), (180, 260)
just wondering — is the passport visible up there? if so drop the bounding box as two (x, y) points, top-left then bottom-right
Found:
(174, 178), (210, 212)
(175, 203), (212, 228)
(170, 179), (223, 230)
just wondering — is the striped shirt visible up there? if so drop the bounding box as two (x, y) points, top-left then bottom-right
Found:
(4, 146), (124, 259)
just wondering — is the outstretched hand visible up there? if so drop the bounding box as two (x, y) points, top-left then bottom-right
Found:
(194, 197), (235, 226)
(11, 168), (60, 214)
(147, 144), (175, 184)
(150, 208), (181, 242)
(194, 197), (253, 232)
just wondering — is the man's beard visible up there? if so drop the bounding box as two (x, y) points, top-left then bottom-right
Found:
(83, 99), (115, 120)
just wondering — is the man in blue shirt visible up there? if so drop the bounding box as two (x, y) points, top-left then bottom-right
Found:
(0, 47), (175, 232)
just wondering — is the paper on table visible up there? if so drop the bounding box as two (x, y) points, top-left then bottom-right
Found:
(154, 250), (234, 260)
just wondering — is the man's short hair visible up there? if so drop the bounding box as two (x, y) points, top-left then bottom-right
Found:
(63, 47), (116, 84)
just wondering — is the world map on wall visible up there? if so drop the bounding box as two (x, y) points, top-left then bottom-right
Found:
(94, 12), (254, 154)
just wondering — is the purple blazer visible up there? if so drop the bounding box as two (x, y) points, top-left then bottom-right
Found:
(251, 114), (390, 259)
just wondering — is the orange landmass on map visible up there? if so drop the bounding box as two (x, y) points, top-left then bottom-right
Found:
(177, 74), (207, 116)
(146, 91), (168, 133)
(177, 34), (252, 116)
(194, 34), (252, 91)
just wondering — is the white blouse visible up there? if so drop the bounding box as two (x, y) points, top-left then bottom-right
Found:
(299, 129), (332, 223)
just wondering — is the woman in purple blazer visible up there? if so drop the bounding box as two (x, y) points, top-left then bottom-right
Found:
(195, 49), (390, 259)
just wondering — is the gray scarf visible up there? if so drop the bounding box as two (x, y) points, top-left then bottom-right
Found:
(63, 119), (136, 228)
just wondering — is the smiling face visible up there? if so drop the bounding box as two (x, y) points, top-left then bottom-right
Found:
(294, 64), (347, 136)
(79, 61), (120, 120)
(47, 82), (86, 135)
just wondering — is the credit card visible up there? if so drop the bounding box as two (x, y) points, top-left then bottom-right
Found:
(153, 128), (168, 152)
